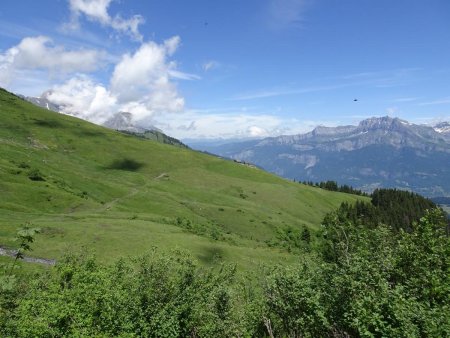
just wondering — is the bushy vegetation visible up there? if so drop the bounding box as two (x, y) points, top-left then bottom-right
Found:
(2, 206), (448, 337)
(1, 251), (251, 337)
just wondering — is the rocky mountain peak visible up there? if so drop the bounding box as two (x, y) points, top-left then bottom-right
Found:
(311, 125), (356, 137)
(22, 92), (61, 113)
(434, 121), (450, 134)
(102, 111), (162, 134)
(356, 116), (410, 132)
(103, 112), (146, 133)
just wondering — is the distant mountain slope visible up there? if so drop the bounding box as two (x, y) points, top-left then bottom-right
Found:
(120, 129), (189, 148)
(23, 94), (186, 148)
(23, 94), (62, 112)
(199, 116), (450, 197)
(0, 87), (363, 269)
(102, 111), (150, 133)
(103, 111), (188, 147)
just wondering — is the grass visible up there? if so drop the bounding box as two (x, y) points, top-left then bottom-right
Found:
(0, 88), (367, 272)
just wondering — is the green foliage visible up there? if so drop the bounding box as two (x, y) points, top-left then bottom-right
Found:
(3, 250), (258, 337)
(371, 188), (436, 231)
(334, 188), (437, 232)
(0, 225), (41, 284)
(318, 208), (450, 337)
(263, 262), (330, 337)
(27, 168), (45, 181)
(267, 226), (312, 252)
(0, 225), (40, 334)
(1, 209), (449, 337)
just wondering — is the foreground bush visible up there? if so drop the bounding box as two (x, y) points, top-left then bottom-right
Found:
(1, 209), (449, 337)
(3, 250), (260, 337)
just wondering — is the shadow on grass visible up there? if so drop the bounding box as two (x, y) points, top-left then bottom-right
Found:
(106, 158), (145, 171)
(33, 119), (64, 128)
(197, 245), (224, 265)
(75, 129), (105, 137)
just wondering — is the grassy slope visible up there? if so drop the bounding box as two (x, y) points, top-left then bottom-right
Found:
(0, 88), (365, 271)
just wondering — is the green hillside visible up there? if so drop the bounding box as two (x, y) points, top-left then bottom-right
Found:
(0, 88), (364, 270)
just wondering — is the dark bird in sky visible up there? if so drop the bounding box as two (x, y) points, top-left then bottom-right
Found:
(353, 99), (358, 102)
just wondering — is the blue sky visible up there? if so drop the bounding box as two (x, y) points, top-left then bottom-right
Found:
(1, 0), (449, 139)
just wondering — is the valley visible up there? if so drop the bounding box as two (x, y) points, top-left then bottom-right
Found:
(0, 88), (363, 270)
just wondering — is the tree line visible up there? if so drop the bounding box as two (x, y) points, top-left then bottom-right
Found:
(300, 180), (369, 196)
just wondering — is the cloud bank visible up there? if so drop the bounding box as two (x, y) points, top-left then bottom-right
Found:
(150, 110), (333, 140)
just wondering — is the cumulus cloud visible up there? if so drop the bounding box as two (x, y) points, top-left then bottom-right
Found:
(46, 75), (117, 123)
(110, 36), (186, 112)
(0, 36), (103, 87)
(68, 0), (144, 41)
(45, 36), (189, 124)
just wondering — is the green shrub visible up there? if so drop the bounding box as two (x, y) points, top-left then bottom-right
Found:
(27, 169), (45, 181)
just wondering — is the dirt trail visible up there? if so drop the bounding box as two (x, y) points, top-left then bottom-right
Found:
(100, 173), (167, 212)
(154, 172), (169, 180)
(0, 246), (56, 266)
(101, 187), (140, 211)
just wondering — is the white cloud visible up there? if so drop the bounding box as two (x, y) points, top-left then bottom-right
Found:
(45, 36), (189, 124)
(164, 36), (180, 56)
(202, 60), (220, 72)
(0, 36), (103, 87)
(267, 0), (310, 29)
(386, 106), (399, 115)
(232, 83), (349, 101)
(110, 37), (186, 113)
(46, 75), (117, 123)
(392, 97), (419, 103)
(148, 110), (327, 139)
(68, 0), (144, 41)
(248, 126), (269, 137)
(69, 0), (111, 23)
(168, 69), (201, 80)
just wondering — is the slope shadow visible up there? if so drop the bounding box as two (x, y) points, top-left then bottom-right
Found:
(33, 119), (64, 128)
(106, 158), (145, 171)
(75, 129), (105, 137)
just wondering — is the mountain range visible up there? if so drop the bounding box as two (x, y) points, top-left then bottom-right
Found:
(21, 92), (450, 197)
(193, 116), (450, 197)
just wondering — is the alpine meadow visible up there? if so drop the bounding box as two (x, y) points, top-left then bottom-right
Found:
(1, 0), (450, 337)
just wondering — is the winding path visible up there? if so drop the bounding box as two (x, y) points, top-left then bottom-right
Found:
(0, 246), (56, 266)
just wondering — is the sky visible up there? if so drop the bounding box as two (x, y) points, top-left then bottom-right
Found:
(1, 0), (450, 140)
